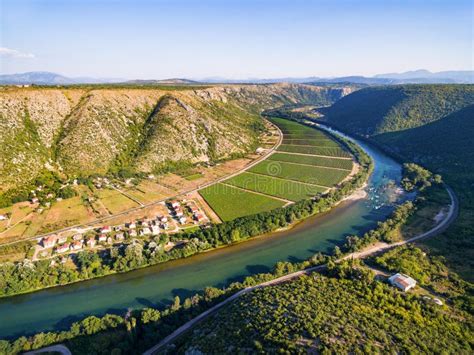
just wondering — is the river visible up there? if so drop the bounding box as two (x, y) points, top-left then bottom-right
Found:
(0, 129), (402, 339)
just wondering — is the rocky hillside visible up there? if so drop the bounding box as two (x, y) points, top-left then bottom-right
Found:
(0, 83), (351, 197)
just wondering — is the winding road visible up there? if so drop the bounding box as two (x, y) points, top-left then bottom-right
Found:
(143, 185), (458, 355)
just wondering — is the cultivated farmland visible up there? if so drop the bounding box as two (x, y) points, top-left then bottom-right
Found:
(249, 160), (350, 187)
(268, 152), (353, 170)
(277, 144), (351, 158)
(225, 172), (326, 201)
(199, 183), (286, 221)
(199, 117), (353, 221)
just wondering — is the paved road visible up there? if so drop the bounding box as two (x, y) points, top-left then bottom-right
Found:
(2, 119), (283, 248)
(24, 344), (72, 355)
(143, 184), (458, 355)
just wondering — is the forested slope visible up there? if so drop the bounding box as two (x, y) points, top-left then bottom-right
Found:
(323, 84), (474, 135)
(323, 85), (474, 279)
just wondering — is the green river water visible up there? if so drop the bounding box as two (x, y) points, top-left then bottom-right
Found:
(0, 130), (402, 339)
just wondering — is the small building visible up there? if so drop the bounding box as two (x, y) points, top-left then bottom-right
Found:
(388, 273), (417, 292)
(107, 237), (113, 244)
(151, 225), (160, 235)
(141, 221), (150, 227)
(179, 216), (187, 225)
(100, 226), (112, 234)
(0, 214), (7, 221)
(140, 227), (151, 236)
(42, 236), (57, 248)
(86, 238), (96, 248)
(127, 222), (136, 229)
(194, 213), (206, 222)
(160, 222), (169, 230)
(70, 241), (83, 251)
(72, 233), (83, 241)
(57, 235), (68, 244)
(31, 197), (39, 204)
(175, 208), (184, 217)
(56, 243), (70, 253)
(188, 205), (199, 213)
(114, 225), (123, 231)
(98, 234), (107, 242)
(170, 200), (180, 208)
(129, 229), (137, 237)
(159, 216), (168, 223)
(115, 232), (125, 241)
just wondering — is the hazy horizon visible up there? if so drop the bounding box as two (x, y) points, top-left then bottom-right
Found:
(1, 0), (472, 79)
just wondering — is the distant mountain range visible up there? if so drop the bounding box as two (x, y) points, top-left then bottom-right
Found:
(0, 69), (472, 85)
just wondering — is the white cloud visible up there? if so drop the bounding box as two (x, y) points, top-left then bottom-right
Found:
(0, 47), (35, 59)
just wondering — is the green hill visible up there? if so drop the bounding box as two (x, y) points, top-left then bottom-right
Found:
(324, 84), (474, 135)
(323, 85), (474, 279)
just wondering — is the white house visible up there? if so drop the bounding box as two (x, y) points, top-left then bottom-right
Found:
(388, 273), (416, 292)
(0, 214), (7, 221)
(151, 225), (160, 235)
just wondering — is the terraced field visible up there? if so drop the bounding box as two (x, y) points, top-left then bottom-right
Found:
(198, 117), (354, 221)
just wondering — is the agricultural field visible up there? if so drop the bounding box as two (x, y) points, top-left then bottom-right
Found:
(249, 160), (350, 187)
(95, 188), (140, 214)
(225, 172), (326, 201)
(199, 183), (286, 221)
(277, 144), (351, 158)
(268, 152), (353, 170)
(199, 118), (354, 221)
(282, 138), (340, 147)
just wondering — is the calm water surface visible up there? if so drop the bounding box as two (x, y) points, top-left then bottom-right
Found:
(0, 130), (401, 338)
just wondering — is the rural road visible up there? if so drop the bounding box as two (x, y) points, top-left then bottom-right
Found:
(2, 118), (284, 248)
(24, 344), (72, 355)
(143, 184), (458, 355)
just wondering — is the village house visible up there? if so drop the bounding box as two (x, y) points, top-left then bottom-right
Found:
(115, 232), (125, 241)
(140, 227), (151, 236)
(107, 237), (113, 244)
(188, 205), (199, 213)
(71, 241), (83, 251)
(86, 237), (96, 248)
(73, 234), (83, 241)
(175, 208), (184, 217)
(127, 222), (136, 229)
(0, 214), (7, 221)
(100, 226), (112, 234)
(170, 200), (180, 208)
(57, 235), (68, 244)
(179, 216), (187, 225)
(129, 229), (137, 237)
(151, 225), (160, 235)
(158, 216), (168, 223)
(56, 243), (70, 253)
(114, 225), (123, 231)
(42, 236), (57, 248)
(31, 197), (39, 204)
(160, 222), (169, 230)
(388, 273), (417, 292)
(98, 234), (107, 242)
(194, 213), (206, 222)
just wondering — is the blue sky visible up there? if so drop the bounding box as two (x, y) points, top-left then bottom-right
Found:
(0, 0), (472, 79)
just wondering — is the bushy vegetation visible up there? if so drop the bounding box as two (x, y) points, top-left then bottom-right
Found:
(173, 271), (472, 354)
(373, 245), (474, 313)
